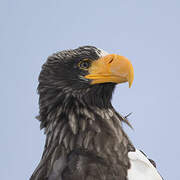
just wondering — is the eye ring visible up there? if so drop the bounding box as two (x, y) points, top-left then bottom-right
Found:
(78, 59), (92, 70)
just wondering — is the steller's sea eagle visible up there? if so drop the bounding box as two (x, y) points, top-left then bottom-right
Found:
(30, 46), (163, 180)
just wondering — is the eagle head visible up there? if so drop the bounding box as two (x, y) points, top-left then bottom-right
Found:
(37, 46), (134, 128)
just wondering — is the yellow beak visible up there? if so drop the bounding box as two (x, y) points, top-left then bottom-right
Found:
(85, 54), (134, 88)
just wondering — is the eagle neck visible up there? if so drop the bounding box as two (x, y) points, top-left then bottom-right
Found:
(40, 93), (133, 163)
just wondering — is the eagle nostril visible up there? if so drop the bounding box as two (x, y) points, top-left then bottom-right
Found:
(108, 58), (114, 64)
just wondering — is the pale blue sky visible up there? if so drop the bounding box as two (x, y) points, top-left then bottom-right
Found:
(1, 0), (180, 179)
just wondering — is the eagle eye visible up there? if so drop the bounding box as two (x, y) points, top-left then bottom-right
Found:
(78, 59), (91, 70)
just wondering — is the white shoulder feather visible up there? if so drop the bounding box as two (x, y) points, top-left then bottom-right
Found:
(127, 149), (163, 180)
